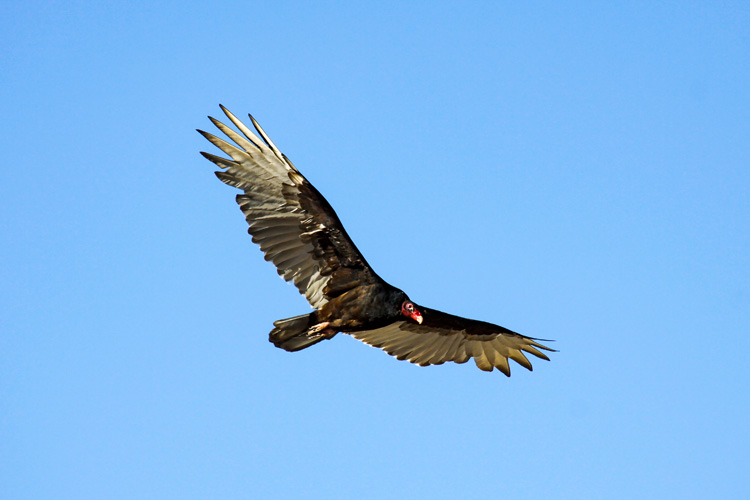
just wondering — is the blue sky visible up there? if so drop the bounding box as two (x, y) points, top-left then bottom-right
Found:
(1, 1), (748, 499)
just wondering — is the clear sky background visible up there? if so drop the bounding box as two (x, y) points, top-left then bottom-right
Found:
(2, 1), (748, 499)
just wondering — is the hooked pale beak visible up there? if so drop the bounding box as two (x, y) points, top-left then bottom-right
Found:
(402, 301), (423, 324)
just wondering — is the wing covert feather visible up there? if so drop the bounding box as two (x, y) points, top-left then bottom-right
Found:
(199, 107), (380, 308)
(350, 307), (554, 375)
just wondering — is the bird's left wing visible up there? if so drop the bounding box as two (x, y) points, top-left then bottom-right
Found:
(350, 307), (554, 375)
(198, 106), (381, 309)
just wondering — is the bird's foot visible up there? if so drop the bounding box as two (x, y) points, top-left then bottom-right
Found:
(308, 321), (330, 333)
(308, 321), (337, 340)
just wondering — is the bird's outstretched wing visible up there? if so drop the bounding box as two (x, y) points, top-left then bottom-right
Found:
(350, 307), (554, 375)
(198, 106), (380, 309)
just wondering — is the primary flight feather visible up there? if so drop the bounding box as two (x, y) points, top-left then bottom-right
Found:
(198, 106), (554, 375)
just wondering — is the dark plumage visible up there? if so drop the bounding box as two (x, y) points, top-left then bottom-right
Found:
(198, 106), (554, 375)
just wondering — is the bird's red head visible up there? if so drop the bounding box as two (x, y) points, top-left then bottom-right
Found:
(401, 301), (423, 324)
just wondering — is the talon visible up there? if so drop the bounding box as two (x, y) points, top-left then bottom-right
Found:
(307, 321), (337, 341)
(311, 329), (337, 340)
(308, 321), (331, 334)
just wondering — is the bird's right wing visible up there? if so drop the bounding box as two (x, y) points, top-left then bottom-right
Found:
(350, 307), (554, 375)
(198, 106), (381, 309)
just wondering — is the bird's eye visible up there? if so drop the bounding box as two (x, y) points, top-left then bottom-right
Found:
(407, 303), (413, 311)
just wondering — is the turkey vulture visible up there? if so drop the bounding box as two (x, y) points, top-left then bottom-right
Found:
(198, 106), (554, 375)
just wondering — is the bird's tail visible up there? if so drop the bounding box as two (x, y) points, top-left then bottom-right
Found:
(269, 313), (336, 352)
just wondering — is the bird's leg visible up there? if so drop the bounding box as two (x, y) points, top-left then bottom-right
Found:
(307, 321), (337, 340)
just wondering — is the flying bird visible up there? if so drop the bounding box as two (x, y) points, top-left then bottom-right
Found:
(198, 106), (554, 375)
